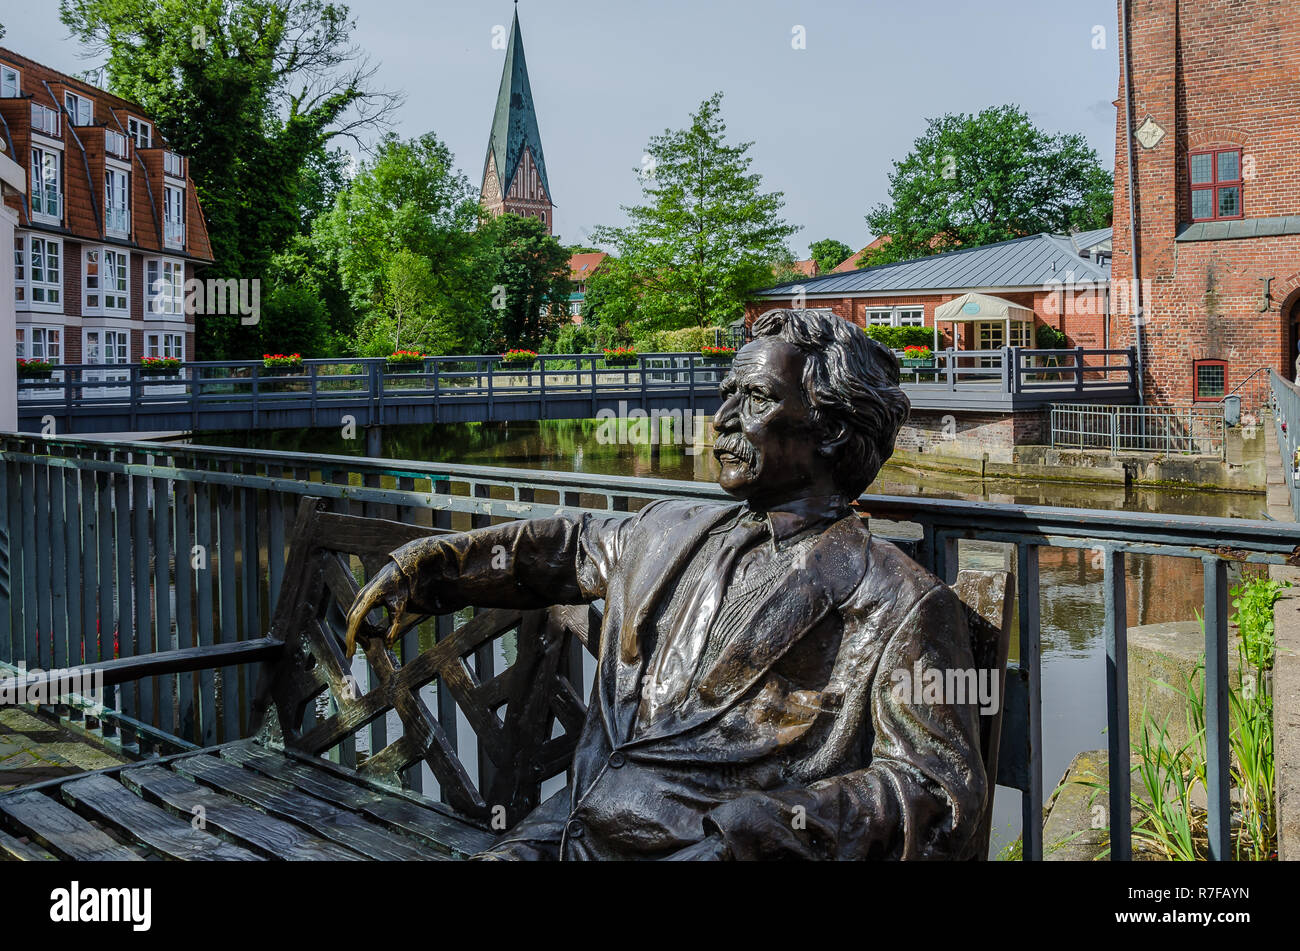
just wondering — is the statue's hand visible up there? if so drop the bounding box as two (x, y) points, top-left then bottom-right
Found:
(344, 561), (413, 656)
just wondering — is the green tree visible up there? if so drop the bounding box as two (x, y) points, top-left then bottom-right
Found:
(60, 0), (399, 357)
(808, 238), (853, 274)
(864, 105), (1113, 265)
(478, 214), (573, 352)
(354, 249), (461, 356)
(590, 92), (798, 330)
(311, 132), (487, 353)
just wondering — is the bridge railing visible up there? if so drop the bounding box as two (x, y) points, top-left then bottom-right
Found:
(1, 432), (1295, 860)
(1271, 370), (1300, 519)
(893, 346), (1137, 394)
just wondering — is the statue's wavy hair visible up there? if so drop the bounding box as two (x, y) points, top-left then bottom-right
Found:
(749, 308), (911, 497)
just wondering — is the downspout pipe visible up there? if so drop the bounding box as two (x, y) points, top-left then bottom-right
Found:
(1121, 0), (1146, 404)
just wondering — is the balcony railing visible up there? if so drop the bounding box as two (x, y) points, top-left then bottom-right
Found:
(30, 102), (60, 136)
(105, 129), (128, 159)
(105, 207), (129, 235)
(164, 219), (185, 247)
(163, 151), (184, 178)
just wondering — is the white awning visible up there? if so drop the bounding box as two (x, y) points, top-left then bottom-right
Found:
(934, 292), (1035, 323)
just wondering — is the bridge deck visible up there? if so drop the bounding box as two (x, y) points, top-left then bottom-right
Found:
(0, 709), (128, 794)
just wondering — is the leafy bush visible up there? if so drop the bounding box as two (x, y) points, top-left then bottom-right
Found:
(864, 325), (936, 349)
(634, 326), (721, 353)
(1036, 323), (1068, 349)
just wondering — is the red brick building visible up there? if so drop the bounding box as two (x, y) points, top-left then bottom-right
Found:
(746, 230), (1115, 354)
(0, 47), (213, 375)
(1110, 0), (1300, 414)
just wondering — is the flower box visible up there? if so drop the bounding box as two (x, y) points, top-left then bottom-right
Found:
(500, 349), (537, 369)
(603, 348), (638, 368)
(17, 359), (54, 380)
(140, 357), (182, 377)
(900, 358), (935, 368)
(387, 350), (425, 373)
(262, 353), (303, 374)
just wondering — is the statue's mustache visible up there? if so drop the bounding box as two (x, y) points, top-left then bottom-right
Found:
(713, 433), (758, 466)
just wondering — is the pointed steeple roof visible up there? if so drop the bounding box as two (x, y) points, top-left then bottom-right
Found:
(485, 10), (551, 201)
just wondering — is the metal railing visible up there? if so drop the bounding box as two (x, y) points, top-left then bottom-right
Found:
(895, 346), (1138, 394)
(1271, 370), (1300, 519)
(1050, 402), (1227, 457)
(2, 432), (1295, 860)
(16, 347), (1139, 435)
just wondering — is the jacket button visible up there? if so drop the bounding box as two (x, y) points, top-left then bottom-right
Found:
(566, 819), (585, 839)
(608, 751), (626, 769)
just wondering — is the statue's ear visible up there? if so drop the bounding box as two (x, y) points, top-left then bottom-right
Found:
(817, 421), (850, 457)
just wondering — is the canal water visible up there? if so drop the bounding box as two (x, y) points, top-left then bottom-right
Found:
(201, 420), (1268, 857)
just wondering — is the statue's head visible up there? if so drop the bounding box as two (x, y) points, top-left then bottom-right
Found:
(712, 308), (910, 508)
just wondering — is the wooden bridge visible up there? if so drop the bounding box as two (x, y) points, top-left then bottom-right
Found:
(14, 347), (1139, 439)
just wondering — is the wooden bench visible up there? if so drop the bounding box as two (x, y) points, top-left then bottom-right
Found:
(0, 498), (1012, 861)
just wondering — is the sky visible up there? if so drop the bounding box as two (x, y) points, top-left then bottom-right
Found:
(8, 0), (1121, 258)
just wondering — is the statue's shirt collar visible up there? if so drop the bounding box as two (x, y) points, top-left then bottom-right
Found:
(718, 494), (854, 547)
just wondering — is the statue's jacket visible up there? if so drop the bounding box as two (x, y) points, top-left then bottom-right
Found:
(389, 499), (987, 860)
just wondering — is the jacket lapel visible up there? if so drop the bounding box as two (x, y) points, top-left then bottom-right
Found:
(627, 512), (872, 746)
(603, 502), (742, 745)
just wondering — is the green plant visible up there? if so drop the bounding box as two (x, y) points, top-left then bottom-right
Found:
(386, 350), (425, 365)
(140, 356), (183, 372)
(1036, 323), (1068, 349)
(500, 349), (538, 366)
(16, 358), (54, 375)
(1068, 576), (1286, 861)
(262, 353), (303, 370)
(603, 347), (638, 366)
(864, 325), (935, 349)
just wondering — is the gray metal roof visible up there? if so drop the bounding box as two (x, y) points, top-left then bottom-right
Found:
(1070, 227), (1113, 253)
(757, 232), (1112, 297)
(1176, 215), (1300, 242)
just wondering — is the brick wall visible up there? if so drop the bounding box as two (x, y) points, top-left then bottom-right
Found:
(1111, 0), (1300, 414)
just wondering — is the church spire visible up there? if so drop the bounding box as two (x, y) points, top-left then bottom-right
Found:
(481, 7), (554, 233)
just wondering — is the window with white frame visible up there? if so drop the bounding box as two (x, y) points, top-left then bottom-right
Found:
(85, 329), (129, 366)
(30, 102), (60, 136)
(867, 306), (925, 328)
(13, 237), (24, 304)
(163, 151), (184, 178)
(146, 332), (184, 360)
(64, 91), (93, 126)
(27, 237), (61, 306)
(1, 65), (19, 98)
(163, 185), (184, 246)
(146, 258), (184, 317)
(17, 326), (62, 363)
(30, 146), (61, 220)
(127, 117), (151, 148)
(105, 168), (129, 235)
(101, 248), (128, 312)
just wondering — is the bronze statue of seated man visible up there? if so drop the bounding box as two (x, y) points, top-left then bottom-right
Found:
(345, 308), (987, 860)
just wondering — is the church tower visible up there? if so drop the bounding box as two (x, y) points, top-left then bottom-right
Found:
(481, 9), (554, 234)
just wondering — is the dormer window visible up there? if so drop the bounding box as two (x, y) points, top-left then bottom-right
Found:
(127, 117), (151, 148)
(64, 92), (93, 126)
(0, 65), (18, 98)
(105, 168), (129, 236)
(1190, 148), (1243, 222)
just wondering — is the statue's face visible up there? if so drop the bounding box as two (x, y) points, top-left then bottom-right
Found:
(713, 337), (837, 507)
